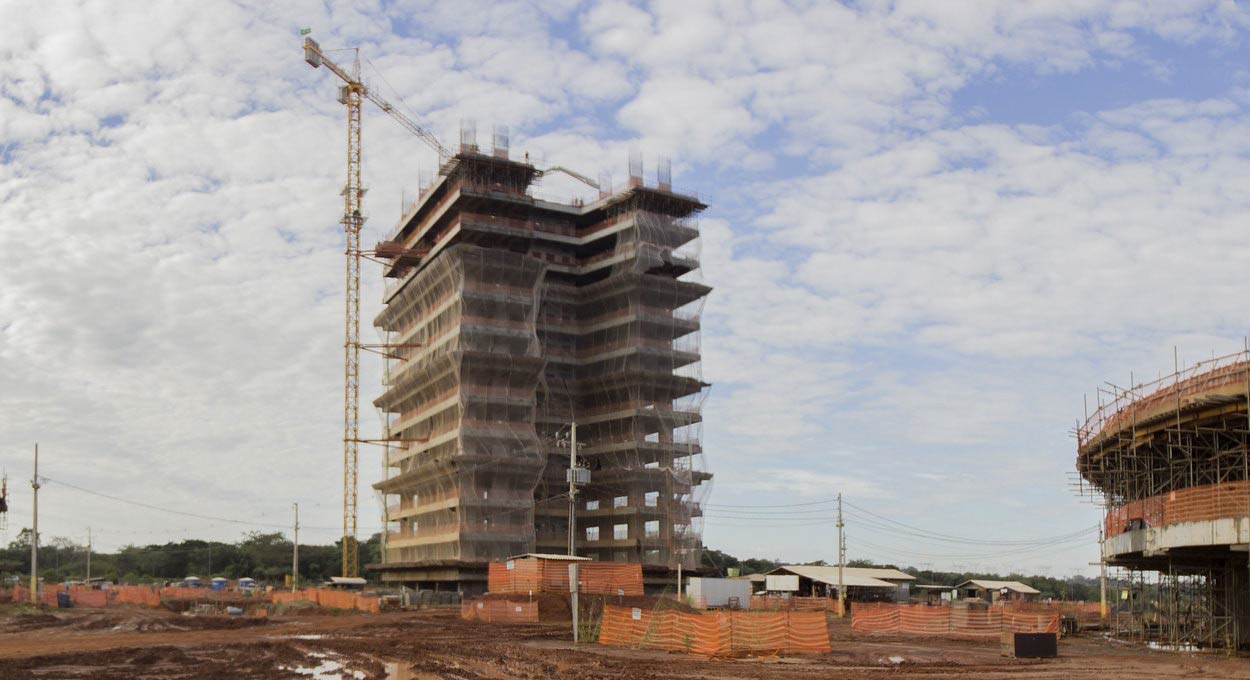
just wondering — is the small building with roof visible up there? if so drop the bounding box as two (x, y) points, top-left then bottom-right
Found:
(508, 553), (591, 563)
(911, 584), (956, 605)
(764, 565), (916, 603)
(325, 576), (369, 590)
(954, 579), (1040, 603)
(734, 573), (769, 593)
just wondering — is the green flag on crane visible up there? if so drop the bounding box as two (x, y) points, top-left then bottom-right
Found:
(299, 27), (312, 36)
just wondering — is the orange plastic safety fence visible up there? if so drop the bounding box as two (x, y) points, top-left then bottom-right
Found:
(598, 605), (830, 656)
(11, 586), (60, 606)
(460, 599), (540, 623)
(852, 603), (1058, 639)
(1013, 601), (1102, 626)
(579, 563), (644, 596)
(750, 596), (837, 612)
(488, 559), (543, 593)
(271, 589), (380, 613)
(1106, 480), (1250, 537)
(70, 590), (110, 607)
(159, 588), (214, 601)
(113, 585), (163, 607)
(488, 559), (643, 596)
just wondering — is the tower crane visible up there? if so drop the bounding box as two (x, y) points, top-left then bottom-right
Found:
(303, 37), (448, 578)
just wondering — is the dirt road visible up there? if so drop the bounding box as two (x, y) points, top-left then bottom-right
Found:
(1, 606), (1248, 679)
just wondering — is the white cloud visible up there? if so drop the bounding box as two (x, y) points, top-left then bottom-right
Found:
(740, 108), (1250, 359)
(3, 0), (1248, 578)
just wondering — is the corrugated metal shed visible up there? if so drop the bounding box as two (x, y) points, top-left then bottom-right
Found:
(955, 579), (1040, 595)
(768, 565), (916, 588)
(507, 553), (592, 562)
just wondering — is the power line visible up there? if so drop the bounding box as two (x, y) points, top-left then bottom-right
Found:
(701, 506), (837, 517)
(703, 497), (839, 509)
(842, 500), (1095, 546)
(701, 502), (1096, 549)
(851, 533), (1094, 563)
(39, 476), (352, 532)
(842, 508), (1094, 547)
(701, 517), (829, 528)
(704, 495), (1095, 547)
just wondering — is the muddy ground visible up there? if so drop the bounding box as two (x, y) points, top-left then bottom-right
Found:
(0, 605), (1248, 679)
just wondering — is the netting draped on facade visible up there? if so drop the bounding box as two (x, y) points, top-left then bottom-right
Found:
(376, 244), (548, 564)
(373, 149), (713, 583)
(532, 196), (710, 570)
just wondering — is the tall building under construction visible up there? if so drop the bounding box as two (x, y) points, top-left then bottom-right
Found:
(370, 135), (710, 592)
(1077, 351), (1250, 649)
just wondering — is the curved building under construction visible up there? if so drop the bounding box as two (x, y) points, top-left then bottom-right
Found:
(1077, 351), (1250, 648)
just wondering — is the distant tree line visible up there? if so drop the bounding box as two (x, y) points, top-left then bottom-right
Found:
(2, 536), (1097, 600)
(700, 548), (1099, 600)
(0, 530), (381, 585)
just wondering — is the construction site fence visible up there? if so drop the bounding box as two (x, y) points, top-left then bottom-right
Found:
(459, 599), (540, 624)
(10, 585), (246, 609)
(598, 604), (830, 656)
(851, 603), (1059, 639)
(11, 586), (109, 608)
(488, 559), (644, 596)
(1105, 479), (1250, 537)
(750, 596), (840, 613)
(270, 589), (381, 614)
(1014, 601), (1103, 627)
(9, 585), (381, 613)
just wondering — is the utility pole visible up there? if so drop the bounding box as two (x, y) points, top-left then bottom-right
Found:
(569, 560), (580, 644)
(567, 422), (578, 643)
(293, 503), (300, 592)
(567, 422), (578, 557)
(1243, 352), (1249, 611)
(1099, 525), (1107, 622)
(677, 556), (683, 602)
(564, 422), (591, 645)
(86, 527), (92, 583)
(837, 493), (845, 618)
(30, 444), (39, 605)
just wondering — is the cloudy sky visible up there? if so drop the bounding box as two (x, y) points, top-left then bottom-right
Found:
(4, 0), (1250, 577)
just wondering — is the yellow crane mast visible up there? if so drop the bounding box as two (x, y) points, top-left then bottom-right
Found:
(303, 37), (447, 578)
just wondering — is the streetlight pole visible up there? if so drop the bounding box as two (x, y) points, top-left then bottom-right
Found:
(564, 422), (591, 644)
(567, 422), (578, 557)
(837, 493), (845, 618)
(30, 444), (39, 605)
(293, 503), (300, 592)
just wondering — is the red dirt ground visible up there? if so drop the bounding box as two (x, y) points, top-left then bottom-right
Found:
(1, 605), (1248, 679)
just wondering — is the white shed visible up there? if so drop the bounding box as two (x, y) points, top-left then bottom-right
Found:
(686, 577), (752, 609)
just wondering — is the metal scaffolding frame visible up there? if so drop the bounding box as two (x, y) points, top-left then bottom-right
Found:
(1076, 350), (1250, 650)
(369, 140), (711, 588)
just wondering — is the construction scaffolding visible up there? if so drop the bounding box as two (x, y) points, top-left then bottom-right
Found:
(1076, 349), (1250, 649)
(370, 132), (711, 591)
